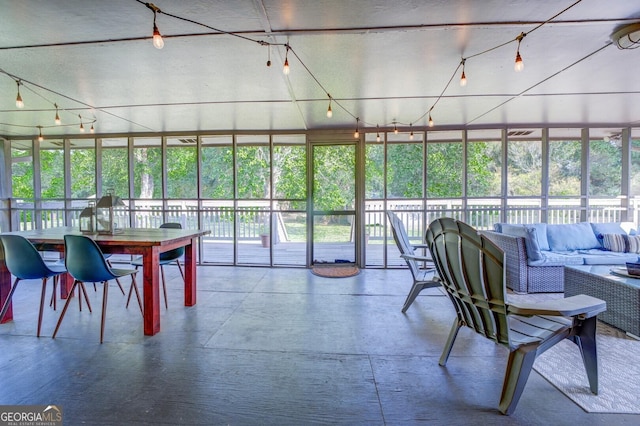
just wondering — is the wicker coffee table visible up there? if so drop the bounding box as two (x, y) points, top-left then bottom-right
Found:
(564, 265), (640, 337)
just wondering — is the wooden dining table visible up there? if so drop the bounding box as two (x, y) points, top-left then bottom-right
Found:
(0, 226), (210, 336)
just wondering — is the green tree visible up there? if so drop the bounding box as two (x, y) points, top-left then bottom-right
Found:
(467, 141), (501, 197)
(387, 143), (423, 198)
(427, 142), (463, 198)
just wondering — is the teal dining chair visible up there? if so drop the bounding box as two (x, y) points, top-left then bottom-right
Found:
(0, 234), (67, 337)
(127, 223), (184, 310)
(52, 234), (141, 343)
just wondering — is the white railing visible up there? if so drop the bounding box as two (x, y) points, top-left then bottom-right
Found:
(9, 197), (640, 241)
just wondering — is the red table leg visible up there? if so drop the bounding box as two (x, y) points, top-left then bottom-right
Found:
(0, 260), (13, 323)
(142, 247), (160, 335)
(60, 272), (73, 299)
(184, 238), (197, 306)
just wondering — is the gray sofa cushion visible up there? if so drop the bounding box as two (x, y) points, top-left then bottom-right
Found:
(579, 249), (639, 265)
(547, 222), (599, 251)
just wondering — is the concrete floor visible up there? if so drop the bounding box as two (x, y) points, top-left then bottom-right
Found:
(0, 266), (637, 425)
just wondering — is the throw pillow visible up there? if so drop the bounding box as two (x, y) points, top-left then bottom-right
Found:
(628, 235), (640, 254)
(527, 223), (550, 251)
(601, 233), (627, 252)
(500, 224), (526, 237)
(547, 222), (600, 251)
(590, 222), (626, 248)
(523, 227), (544, 261)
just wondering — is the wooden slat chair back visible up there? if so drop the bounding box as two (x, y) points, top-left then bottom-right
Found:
(386, 211), (440, 312)
(425, 217), (606, 415)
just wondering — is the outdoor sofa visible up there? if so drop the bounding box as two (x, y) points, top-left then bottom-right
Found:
(483, 221), (640, 293)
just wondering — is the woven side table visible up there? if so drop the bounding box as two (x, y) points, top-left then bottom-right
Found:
(564, 265), (640, 337)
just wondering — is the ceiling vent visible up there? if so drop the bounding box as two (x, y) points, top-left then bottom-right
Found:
(178, 138), (197, 144)
(507, 130), (533, 136)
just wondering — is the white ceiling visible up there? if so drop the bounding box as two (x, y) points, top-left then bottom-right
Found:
(1, 0), (639, 140)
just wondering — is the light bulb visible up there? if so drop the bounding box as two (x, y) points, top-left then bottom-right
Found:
(90, 124), (95, 134)
(393, 124), (398, 134)
(428, 114), (434, 127)
(354, 129), (359, 138)
(514, 51), (524, 72)
(409, 127), (414, 140)
(38, 128), (43, 142)
(326, 102), (332, 118)
(460, 70), (467, 87)
(283, 57), (290, 75)
(15, 82), (24, 108)
(54, 109), (61, 125)
(80, 123), (85, 132)
(376, 125), (381, 142)
(153, 24), (164, 49)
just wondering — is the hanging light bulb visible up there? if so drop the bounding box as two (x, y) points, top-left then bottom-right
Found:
(90, 123), (95, 134)
(459, 59), (467, 87)
(147, 3), (164, 49)
(376, 125), (381, 142)
(326, 95), (333, 118)
(409, 124), (414, 140)
(15, 81), (24, 108)
(153, 23), (164, 49)
(37, 126), (43, 142)
(514, 51), (523, 71)
(460, 70), (467, 87)
(79, 115), (85, 132)
(514, 33), (525, 72)
(283, 45), (290, 75)
(428, 114), (434, 128)
(266, 44), (271, 67)
(354, 118), (360, 139)
(393, 122), (398, 135)
(54, 104), (61, 125)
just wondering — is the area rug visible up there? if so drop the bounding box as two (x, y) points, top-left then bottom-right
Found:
(533, 324), (640, 414)
(311, 264), (360, 278)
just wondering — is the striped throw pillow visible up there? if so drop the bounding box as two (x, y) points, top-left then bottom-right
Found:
(602, 233), (627, 252)
(628, 235), (640, 253)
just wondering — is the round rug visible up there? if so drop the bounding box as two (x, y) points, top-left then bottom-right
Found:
(311, 265), (360, 278)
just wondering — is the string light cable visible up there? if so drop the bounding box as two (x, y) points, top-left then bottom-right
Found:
(2, 0), (589, 140)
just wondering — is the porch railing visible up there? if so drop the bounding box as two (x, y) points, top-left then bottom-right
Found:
(6, 197), (639, 242)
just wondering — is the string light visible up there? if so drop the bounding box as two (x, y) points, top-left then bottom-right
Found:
(283, 45), (290, 75)
(2, 2), (579, 142)
(135, 2), (570, 142)
(90, 123), (95, 133)
(326, 95), (333, 118)
(376, 125), (381, 142)
(409, 123), (414, 140)
(79, 115), (85, 132)
(153, 24), (164, 49)
(266, 44), (271, 67)
(15, 80), (24, 108)
(37, 126), (43, 142)
(146, 2), (164, 49)
(459, 59), (467, 87)
(393, 122), (398, 135)
(514, 32), (525, 72)
(54, 103), (61, 125)
(354, 117), (359, 139)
